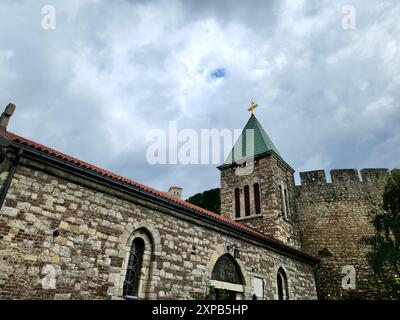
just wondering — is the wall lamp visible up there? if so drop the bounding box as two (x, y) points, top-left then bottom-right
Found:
(227, 243), (240, 259)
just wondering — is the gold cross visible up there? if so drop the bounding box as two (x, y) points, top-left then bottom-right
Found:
(248, 100), (258, 115)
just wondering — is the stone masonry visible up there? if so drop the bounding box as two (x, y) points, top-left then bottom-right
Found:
(220, 153), (301, 249)
(0, 149), (318, 300)
(296, 168), (390, 299)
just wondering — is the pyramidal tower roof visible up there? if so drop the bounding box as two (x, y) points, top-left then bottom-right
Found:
(223, 110), (281, 165)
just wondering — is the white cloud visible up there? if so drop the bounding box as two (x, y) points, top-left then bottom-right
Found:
(0, 0), (399, 197)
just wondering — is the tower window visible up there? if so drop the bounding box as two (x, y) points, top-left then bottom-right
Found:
(279, 185), (285, 216)
(244, 185), (250, 216)
(123, 238), (145, 299)
(234, 188), (241, 218)
(253, 183), (261, 215)
(284, 188), (289, 219)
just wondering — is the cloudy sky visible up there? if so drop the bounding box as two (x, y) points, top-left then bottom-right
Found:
(1, 0), (399, 199)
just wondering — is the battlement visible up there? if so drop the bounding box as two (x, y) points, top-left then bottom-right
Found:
(296, 168), (392, 299)
(360, 168), (391, 183)
(298, 168), (390, 187)
(299, 170), (327, 186)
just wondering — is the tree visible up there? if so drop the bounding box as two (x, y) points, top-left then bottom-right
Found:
(362, 169), (400, 299)
(186, 188), (220, 214)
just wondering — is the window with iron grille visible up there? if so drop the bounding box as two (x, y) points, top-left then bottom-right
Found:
(123, 238), (145, 299)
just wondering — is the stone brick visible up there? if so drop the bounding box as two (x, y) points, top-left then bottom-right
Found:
(1, 207), (18, 217)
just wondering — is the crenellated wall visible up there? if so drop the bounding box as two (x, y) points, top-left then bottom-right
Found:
(298, 168), (389, 187)
(296, 168), (391, 299)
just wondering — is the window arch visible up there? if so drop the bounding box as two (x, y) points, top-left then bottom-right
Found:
(253, 183), (261, 215)
(211, 254), (245, 285)
(277, 267), (289, 300)
(234, 188), (241, 218)
(123, 237), (145, 299)
(244, 185), (250, 216)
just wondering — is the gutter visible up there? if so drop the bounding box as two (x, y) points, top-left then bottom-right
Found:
(6, 141), (318, 265)
(0, 148), (23, 209)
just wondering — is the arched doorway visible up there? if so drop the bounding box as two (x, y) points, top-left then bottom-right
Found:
(210, 254), (245, 300)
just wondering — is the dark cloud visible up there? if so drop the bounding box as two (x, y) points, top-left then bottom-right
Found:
(0, 0), (399, 197)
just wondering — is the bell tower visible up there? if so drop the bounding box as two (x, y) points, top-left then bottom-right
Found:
(217, 102), (301, 248)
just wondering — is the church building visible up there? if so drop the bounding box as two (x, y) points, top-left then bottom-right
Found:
(0, 102), (390, 299)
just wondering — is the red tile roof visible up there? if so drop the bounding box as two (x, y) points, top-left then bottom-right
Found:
(0, 129), (271, 240)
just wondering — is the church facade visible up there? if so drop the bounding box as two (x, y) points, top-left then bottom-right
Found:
(0, 103), (390, 299)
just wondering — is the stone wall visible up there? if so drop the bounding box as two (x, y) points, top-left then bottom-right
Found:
(296, 168), (390, 299)
(220, 153), (301, 249)
(0, 154), (317, 300)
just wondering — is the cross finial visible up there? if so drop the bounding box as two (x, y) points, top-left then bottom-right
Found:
(248, 100), (258, 115)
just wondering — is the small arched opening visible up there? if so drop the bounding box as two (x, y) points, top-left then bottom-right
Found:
(120, 228), (154, 300)
(277, 267), (289, 300)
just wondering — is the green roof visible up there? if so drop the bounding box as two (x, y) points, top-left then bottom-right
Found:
(223, 114), (281, 165)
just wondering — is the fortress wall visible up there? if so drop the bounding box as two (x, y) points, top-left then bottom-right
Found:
(296, 168), (390, 299)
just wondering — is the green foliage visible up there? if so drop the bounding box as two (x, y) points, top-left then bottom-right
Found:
(207, 285), (216, 300)
(361, 169), (400, 299)
(186, 188), (221, 214)
(215, 288), (231, 300)
(206, 285), (231, 300)
(325, 293), (341, 300)
(189, 291), (204, 300)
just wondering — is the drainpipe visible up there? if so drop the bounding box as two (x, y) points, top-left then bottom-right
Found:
(313, 263), (321, 300)
(0, 148), (23, 209)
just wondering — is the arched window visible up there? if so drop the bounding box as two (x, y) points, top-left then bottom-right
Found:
(234, 188), (241, 218)
(277, 267), (289, 300)
(244, 185), (250, 216)
(123, 238), (145, 299)
(284, 188), (289, 219)
(253, 183), (261, 215)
